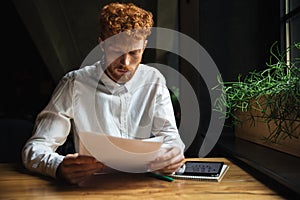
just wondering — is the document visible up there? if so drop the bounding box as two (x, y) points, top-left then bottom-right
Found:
(78, 131), (163, 173)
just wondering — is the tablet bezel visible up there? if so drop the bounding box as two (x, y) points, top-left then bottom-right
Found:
(175, 161), (224, 177)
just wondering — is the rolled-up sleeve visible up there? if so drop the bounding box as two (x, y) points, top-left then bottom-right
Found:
(22, 73), (74, 178)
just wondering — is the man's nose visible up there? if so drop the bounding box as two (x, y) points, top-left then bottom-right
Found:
(120, 53), (130, 66)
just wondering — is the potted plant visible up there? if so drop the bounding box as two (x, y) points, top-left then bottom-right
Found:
(213, 42), (300, 157)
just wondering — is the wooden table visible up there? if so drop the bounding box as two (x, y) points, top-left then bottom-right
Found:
(0, 158), (287, 199)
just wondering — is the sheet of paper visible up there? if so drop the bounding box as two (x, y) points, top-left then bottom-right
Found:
(78, 131), (163, 173)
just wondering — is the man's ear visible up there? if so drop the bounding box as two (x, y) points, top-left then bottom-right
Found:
(143, 40), (148, 49)
(98, 37), (104, 51)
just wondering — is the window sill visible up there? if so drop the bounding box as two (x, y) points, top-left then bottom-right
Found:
(217, 132), (300, 196)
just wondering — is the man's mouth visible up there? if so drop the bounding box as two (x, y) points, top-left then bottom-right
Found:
(116, 66), (129, 73)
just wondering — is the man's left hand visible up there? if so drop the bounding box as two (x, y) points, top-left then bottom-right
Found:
(148, 147), (185, 174)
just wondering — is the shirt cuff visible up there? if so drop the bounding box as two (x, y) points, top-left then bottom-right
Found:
(46, 154), (65, 178)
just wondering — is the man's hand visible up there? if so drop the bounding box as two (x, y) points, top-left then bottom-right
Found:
(56, 153), (105, 184)
(148, 147), (185, 174)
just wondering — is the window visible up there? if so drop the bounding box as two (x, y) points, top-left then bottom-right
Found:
(281, 0), (300, 60)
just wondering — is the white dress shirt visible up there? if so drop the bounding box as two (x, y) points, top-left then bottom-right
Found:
(22, 62), (185, 178)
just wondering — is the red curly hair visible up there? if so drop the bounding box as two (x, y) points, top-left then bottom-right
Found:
(99, 2), (154, 40)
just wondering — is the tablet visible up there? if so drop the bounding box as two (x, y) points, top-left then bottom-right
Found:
(175, 161), (224, 177)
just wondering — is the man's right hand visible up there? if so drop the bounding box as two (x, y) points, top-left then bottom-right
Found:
(56, 153), (105, 184)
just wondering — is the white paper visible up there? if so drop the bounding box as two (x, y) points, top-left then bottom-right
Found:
(78, 131), (163, 173)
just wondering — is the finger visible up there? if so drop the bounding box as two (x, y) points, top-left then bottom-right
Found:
(76, 155), (99, 163)
(62, 162), (104, 174)
(152, 156), (184, 172)
(66, 153), (79, 157)
(68, 174), (90, 185)
(67, 165), (103, 178)
(166, 159), (184, 169)
(63, 154), (98, 165)
(158, 161), (184, 174)
(76, 168), (103, 185)
(61, 163), (104, 184)
(149, 148), (184, 170)
(150, 156), (183, 170)
(155, 147), (182, 163)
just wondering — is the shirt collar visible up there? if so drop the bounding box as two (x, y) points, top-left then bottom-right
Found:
(98, 63), (142, 94)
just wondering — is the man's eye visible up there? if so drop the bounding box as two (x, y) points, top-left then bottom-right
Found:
(129, 50), (139, 55)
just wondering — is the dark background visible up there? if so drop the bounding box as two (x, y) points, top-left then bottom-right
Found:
(1, 0), (280, 161)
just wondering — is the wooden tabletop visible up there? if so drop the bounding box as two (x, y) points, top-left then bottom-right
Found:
(0, 158), (286, 200)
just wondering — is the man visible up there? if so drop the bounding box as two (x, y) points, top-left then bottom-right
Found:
(22, 2), (185, 184)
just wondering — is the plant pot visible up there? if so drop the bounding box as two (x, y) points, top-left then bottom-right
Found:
(234, 101), (300, 157)
(215, 42), (300, 157)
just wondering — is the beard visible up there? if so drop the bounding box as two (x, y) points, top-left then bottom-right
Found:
(105, 64), (137, 84)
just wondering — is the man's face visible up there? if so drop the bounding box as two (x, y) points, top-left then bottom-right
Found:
(101, 36), (146, 84)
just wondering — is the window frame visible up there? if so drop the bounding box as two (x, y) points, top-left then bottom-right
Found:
(280, 0), (300, 63)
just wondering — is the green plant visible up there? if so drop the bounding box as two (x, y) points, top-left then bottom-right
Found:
(213, 42), (300, 143)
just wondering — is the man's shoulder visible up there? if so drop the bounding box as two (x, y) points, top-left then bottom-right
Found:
(64, 63), (99, 79)
(138, 64), (164, 78)
(75, 63), (99, 75)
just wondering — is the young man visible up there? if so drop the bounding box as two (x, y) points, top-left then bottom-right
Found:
(22, 2), (185, 184)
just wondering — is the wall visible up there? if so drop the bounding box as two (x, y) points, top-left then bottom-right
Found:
(179, 0), (280, 156)
(1, 0), (280, 160)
